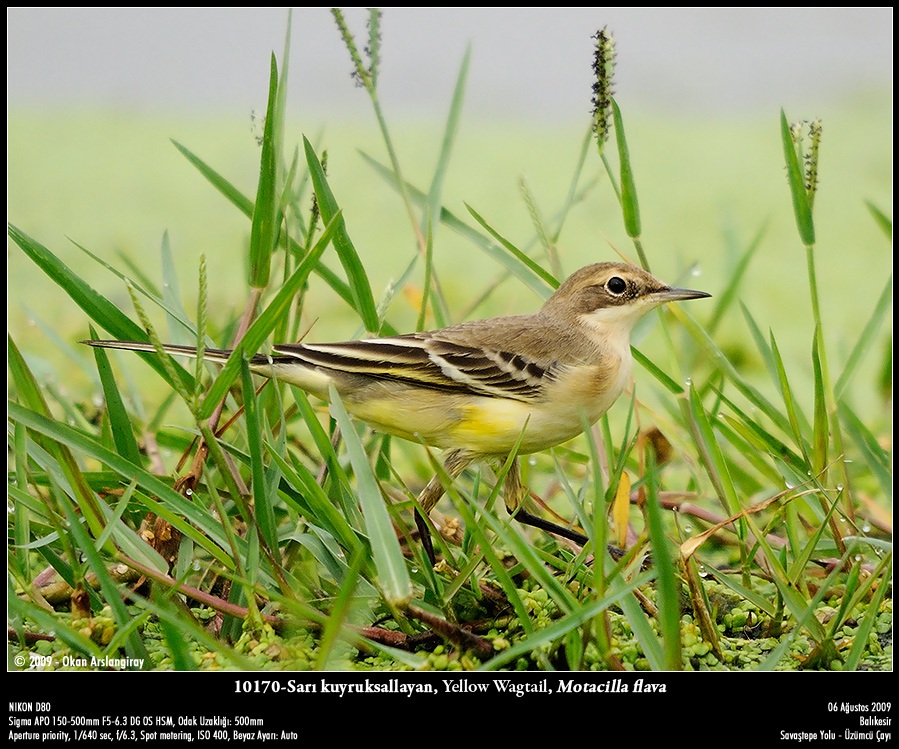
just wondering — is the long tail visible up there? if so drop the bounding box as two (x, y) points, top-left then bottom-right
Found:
(82, 339), (332, 395)
(82, 339), (237, 364)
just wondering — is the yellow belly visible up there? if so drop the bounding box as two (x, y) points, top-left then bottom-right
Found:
(318, 351), (632, 457)
(343, 376), (625, 456)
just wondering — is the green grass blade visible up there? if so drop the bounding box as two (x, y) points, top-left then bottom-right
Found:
(170, 140), (359, 316)
(171, 140), (253, 213)
(740, 509), (828, 644)
(315, 548), (366, 669)
(70, 238), (200, 348)
(248, 54), (281, 289)
(328, 385), (411, 606)
(838, 399), (890, 469)
(838, 402), (892, 498)
(713, 416), (789, 491)
(288, 386), (352, 486)
(741, 304), (787, 402)
(88, 324), (143, 465)
(482, 569), (655, 670)
(617, 588), (665, 670)
(465, 204), (560, 289)
(770, 332), (812, 463)
(835, 274), (892, 398)
(864, 200), (892, 240)
(780, 110), (815, 246)
(632, 346), (684, 394)
(101, 506), (169, 577)
(583, 428), (608, 572)
(811, 329), (828, 474)
(276, 11), (292, 160)
(843, 554), (891, 670)
(303, 137), (379, 333)
(679, 310), (797, 437)
(707, 224), (766, 334)
(159, 232), (190, 343)
(154, 596), (198, 670)
(8, 224), (194, 391)
(449, 481), (578, 613)
(8, 401), (235, 567)
(700, 564), (777, 617)
(688, 383), (741, 518)
(551, 126), (595, 248)
(755, 552), (847, 670)
(57, 495), (151, 665)
(240, 358), (278, 552)
(115, 248), (161, 296)
(9, 336), (107, 539)
(266, 443), (363, 556)
(197, 212), (339, 419)
(712, 385), (809, 479)
(418, 44), (472, 329)
(611, 98), (641, 240)
(644, 454), (682, 670)
(11, 423), (31, 578)
(430, 469), (535, 635)
(425, 44), (469, 227)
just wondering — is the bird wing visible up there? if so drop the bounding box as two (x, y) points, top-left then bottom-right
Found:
(268, 334), (554, 402)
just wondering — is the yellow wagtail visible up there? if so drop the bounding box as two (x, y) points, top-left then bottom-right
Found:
(84, 261), (710, 564)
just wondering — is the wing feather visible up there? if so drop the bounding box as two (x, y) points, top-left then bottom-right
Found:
(267, 335), (555, 401)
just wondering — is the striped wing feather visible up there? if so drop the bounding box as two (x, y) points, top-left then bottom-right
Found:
(268, 335), (552, 402)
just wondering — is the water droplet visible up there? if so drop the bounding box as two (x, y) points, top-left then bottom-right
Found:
(785, 481), (795, 489)
(684, 378), (692, 387)
(528, 456), (538, 466)
(862, 524), (871, 533)
(192, 561), (201, 571)
(185, 488), (193, 496)
(854, 554), (862, 562)
(836, 485), (844, 492)
(691, 267), (701, 277)
(683, 525), (692, 533)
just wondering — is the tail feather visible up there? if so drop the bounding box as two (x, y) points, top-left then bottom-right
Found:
(82, 339), (234, 364)
(81, 339), (322, 387)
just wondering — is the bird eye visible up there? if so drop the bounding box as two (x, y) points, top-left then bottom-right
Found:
(606, 276), (627, 295)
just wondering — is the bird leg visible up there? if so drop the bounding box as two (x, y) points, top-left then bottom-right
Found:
(502, 457), (589, 546)
(503, 458), (632, 560)
(414, 451), (624, 566)
(414, 449), (472, 566)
